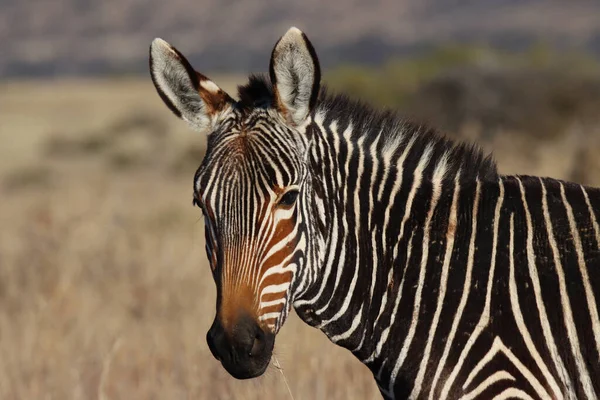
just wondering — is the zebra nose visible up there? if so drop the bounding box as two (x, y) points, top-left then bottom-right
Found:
(206, 315), (270, 360)
(226, 313), (265, 358)
(206, 314), (275, 379)
(250, 328), (266, 357)
(206, 325), (221, 361)
(234, 318), (267, 357)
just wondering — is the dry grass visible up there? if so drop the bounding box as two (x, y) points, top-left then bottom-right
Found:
(0, 175), (379, 399)
(0, 78), (380, 400)
(1, 76), (599, 400)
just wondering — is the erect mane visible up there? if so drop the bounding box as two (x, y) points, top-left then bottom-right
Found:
(237, 74), (275, 109)
(236, 74), (498, 182)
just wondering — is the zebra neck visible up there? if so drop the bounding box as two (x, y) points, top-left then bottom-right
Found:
(293, 112), (451, 348)
(293, 109), (497, 379)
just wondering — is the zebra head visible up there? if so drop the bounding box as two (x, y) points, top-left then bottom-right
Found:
(149, 27), (321, 379)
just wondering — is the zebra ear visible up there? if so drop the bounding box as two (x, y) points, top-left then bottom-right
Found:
(269, 27), (321, 126)
(149, 38), (234, 134)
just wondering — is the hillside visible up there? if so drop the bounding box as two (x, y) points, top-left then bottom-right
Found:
(2, 0), (600, 77)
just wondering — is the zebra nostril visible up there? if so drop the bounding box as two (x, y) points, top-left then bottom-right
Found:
(249, 334), (260, 357)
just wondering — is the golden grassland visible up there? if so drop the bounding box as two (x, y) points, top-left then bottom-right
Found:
(1, 76), (599, 399)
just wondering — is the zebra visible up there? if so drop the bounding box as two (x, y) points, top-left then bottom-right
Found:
(148, 27), (600, 399)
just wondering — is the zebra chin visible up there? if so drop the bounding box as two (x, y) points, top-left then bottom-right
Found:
(218, 353), (272, 380)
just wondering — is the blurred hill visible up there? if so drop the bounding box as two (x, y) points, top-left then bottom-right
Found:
(2, 0), (600, 77)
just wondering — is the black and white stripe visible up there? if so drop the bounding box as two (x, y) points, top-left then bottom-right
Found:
(291, 96), (600, 397)
(150, 27), (600, 399)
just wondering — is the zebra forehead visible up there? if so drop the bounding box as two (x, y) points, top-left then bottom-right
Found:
(197, 139), (302, 194)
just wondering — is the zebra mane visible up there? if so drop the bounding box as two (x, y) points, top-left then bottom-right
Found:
(237, 74), (275, 109)
(237, 74), (498, 182)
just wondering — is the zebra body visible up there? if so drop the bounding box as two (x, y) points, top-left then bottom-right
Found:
(149, 27), (600, 399)
(295, 111), (600, 398)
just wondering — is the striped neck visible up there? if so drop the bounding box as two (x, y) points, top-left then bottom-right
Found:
(291, 96), (497, 365)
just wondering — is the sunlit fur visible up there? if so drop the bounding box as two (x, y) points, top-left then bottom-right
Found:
(195, 75), (600, 398)
(152, 28), (600, 399)
(193, 71), (497, 338)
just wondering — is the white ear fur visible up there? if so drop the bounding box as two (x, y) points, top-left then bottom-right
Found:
(269, 27), (321, 126)
(149, 38), (232, 134)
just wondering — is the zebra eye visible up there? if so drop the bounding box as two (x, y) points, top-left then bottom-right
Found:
(278, 189), (299, 207)
(193, 197), (203, 209)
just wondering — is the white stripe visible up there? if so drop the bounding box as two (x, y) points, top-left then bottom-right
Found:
(260, 298), (286, 308)
(294, 119), (344, 308)
(560, 183), (600, 363)
(329, 304), (364, 343)
(506, 212), (552, 399)
(492, 388), (536, 400)
(439, 178), (501, 399)
(260, 282), (290, 295)
(367, 132), (383, 228)
(315, 123), (354, 318)
(258, 312), (281, 321)
(259, 263), (296, 286)
(370, 136), (417, 333)
(542, 180), (596, 398)
(367, 144), (430, 365)
(368, 230), (415, 366)
(326, 133), (366, 326)
(389, 146), (438, 393)
(517, 177), (571, 397)
(464, 335), (549, 399)
(459, 371), (515, 400)
(366, 133), (382, 344)
(581, 186), (600, 247)
(410, 167), (459, 399)
(376, 127), (406, 202)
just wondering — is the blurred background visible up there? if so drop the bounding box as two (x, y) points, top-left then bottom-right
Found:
(2, 1), (600, 399)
